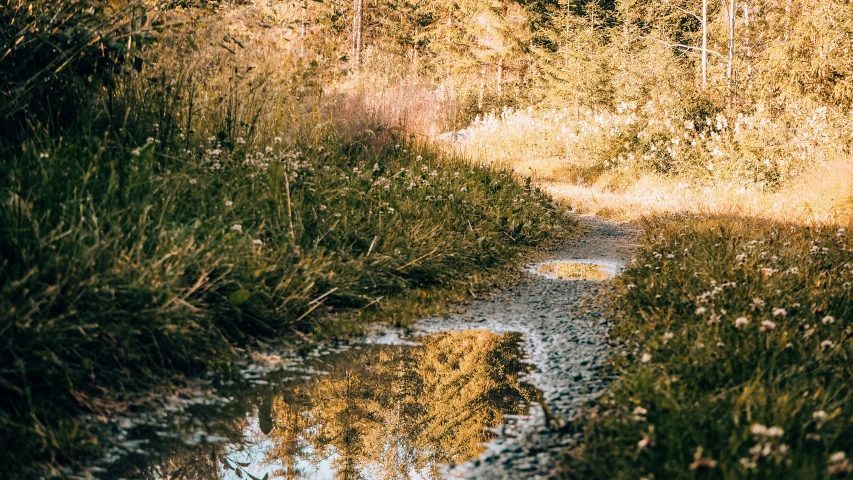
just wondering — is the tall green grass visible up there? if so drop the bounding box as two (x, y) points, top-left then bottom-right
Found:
(0, 116), (571, 475)
(563, 215), (853, 479)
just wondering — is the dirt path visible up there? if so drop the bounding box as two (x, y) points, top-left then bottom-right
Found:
(81, 215), (639, 480)
(413, 215), (638, 479)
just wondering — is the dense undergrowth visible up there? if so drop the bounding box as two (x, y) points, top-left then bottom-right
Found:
(563, 215), (853, 479)
(0, 127), (571, 474)
(0, 0), (575, 471)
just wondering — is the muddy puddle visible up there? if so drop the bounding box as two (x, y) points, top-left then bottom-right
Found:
(529, 259), (622, 281)
(92, 330), (544, 480)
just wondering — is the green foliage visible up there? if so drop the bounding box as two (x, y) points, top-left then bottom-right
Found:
(0, 117), (570, 476)
(0, 0), (155, 136)
(563, 216), (853, 479)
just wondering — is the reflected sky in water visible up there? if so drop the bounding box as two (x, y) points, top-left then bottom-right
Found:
(100, 330), (542, 480)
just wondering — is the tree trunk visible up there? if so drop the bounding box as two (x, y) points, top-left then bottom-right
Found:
(702, 0), (708, 88)
(352, 0), (363, 68)
(300, 0), (307, 58)
(727, 0), (736, 96)
(497, 61), (503, 97)
(478, 67), (485, 111)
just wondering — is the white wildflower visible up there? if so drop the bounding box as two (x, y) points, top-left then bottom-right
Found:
(830, 452), (847, 464)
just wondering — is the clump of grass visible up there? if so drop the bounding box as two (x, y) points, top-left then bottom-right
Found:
(562, 215), (853, 479)
(0, 122), (572, 475)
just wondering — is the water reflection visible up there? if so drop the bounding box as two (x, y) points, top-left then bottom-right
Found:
(532, 259), (622, 281)
(104, 330), (541, 479)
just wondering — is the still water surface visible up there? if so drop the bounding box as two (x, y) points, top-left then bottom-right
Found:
(101, 330), (542, 480)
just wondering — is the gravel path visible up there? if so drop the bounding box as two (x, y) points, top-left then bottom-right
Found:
(414, 215), (638, 479)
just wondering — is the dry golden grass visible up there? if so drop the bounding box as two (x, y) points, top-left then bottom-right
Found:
(538, 159), (853, 225)
(439, 108), (853, 226)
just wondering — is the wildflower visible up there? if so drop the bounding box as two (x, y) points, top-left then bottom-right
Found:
(638, 435), (650, 449)
(225, 200), (233, 207)
(751, 424), (768, 436)
(823, 316), (835, 324)
(387, 207), (395, 215)
(633, 406), (648, 416)
(814, 410), (828, 422)
(131, 148), (141, 156)
(274, 137), (282, 144)
(373, 163), (380, 172)
(189, 178), (198, 185)
(236, 137), (246, 144)
(422, 165), (429, 172)
(641, 353), (651, 363)
(766, 427), (784, 437)
(821, 340), (834, 349)
(828, 452), (853, 476)
(735, 317), (750, 328)
(252, 239), (263, 246)
(752, 298), (766, 310)
(663, 331), (674, 342)
(416, 155), (423, 161)
(231, 224), (243, 233)
(319, 205), (327, 211)
(830, 452), (848, 464)
(761, 267), (775, 277)
(761, 320), (776, 331)
(460, 186), (468, 192)
(772, 308), (787, 317)
(696, 307), (707, 315)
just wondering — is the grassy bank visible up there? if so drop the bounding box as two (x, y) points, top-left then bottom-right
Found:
(562, 215), (852, 479)
(0, 126), (572, 474)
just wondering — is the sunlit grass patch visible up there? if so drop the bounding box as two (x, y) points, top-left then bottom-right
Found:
(562, 214), (853, 479)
